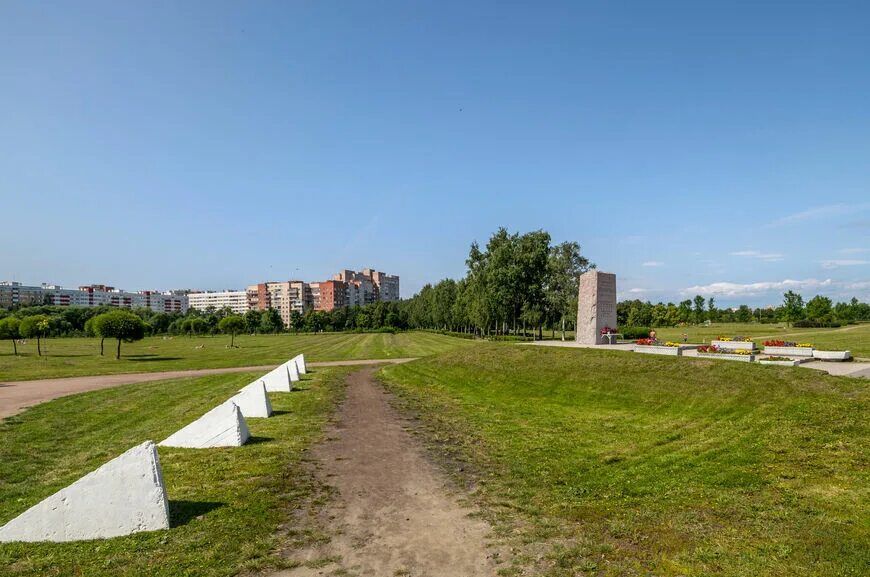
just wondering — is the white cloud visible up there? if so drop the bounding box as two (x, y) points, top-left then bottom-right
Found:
(844, 281), (870, 291)
(729, 250), (785, 262)
(766, 203), (870, 228)
(627, 288), (649, 293)
(839, 248), (870, 254)
(642, 261), (664, 267)
(682, 278), (832, 297)
(820, 259), (869, 269)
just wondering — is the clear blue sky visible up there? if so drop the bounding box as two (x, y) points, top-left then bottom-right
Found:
(2, 1), (868, 307)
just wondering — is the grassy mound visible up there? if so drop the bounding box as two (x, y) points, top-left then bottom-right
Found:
(380, 345), (869, 576)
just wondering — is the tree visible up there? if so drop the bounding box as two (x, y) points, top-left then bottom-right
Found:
(805, 295), (833, 322)
(218, 315), (246, 347)
(780, 291), (804, 327)
(86, 314), (108, 356)
(693, 295), (706, 324)
(0, 317), (21, 355)
(289, 310), (303, 334)
(95, 310), (146, 359)
(707, 297), (717, 322)
(19, 315), (51, 356)
(546, 241), (593, 340)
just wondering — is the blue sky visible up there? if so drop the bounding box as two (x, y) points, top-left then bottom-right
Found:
(1, 1), (868, 307)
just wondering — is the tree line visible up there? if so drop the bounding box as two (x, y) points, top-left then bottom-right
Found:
(617, 290), (870, 329)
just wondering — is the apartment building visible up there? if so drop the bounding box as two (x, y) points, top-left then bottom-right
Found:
(0, 282), (188, 313)
(315, 280), (347, 311)
(187, 290), (249, 314)
(334, 268), (400, 304)
(247, 281), (311, 327)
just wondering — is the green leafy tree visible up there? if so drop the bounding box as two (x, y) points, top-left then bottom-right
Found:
(86, 314), (109, 355)
(780, 291), (804, 327)
(707, 297), (717, 322)
(546, 241), (593, 340)
(805, 295), (833, 322)
(289, 310), (303, 334)
(218, 315), (246, 347)
(96, 310), (147, 359)
(0, 317), (21, 355)
(735, 304), (752, 323)
(19, 315), (51, 356)
(693, 295), (706, 324)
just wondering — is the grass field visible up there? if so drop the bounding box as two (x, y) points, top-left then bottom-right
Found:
(0, 366), (351, 576)
(380, 345), (869, 577)
(0, 331), (473, 381)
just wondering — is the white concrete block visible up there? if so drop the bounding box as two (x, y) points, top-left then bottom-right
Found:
(229, 381), (273, 418)
(632, 345), (691, 356)
(763, 346), (814, 357)
(697, 352), (756, 362)
(261, 365), (293, 392)
(711, 340), (757, 351)
(0, 441), (170, 542)
(159, 401), (250, 448)
(293, 353), (307, 374)
(284, 359), (300, 382)
(812, 350), (852, 361)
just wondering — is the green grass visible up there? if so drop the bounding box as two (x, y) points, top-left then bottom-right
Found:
(0, 331), (474, 381)
(0, 367), (350, 576)
(379, 345), (869, 577)
(651, 322), (870, 358)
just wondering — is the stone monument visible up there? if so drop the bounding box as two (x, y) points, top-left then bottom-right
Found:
(576, 271), (617, 345)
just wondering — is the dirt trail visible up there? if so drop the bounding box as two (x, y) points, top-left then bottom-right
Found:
(272, 368), (501, 577)
(0, 359), (417, 420)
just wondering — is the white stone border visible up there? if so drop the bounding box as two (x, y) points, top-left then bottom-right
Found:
(763, 346), (814, 357)
(711, 340), (758, 351)
(697, 352), (756, 362)
(633, 345), (695, 356)
(812, 350), (852, 361)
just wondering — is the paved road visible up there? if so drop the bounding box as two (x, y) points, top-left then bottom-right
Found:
(0, 358), (418, 420)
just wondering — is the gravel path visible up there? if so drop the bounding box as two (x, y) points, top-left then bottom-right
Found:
(0, 359), (418, 420)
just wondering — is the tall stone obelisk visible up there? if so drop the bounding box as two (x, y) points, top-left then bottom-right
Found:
(576, 271), (617, 345)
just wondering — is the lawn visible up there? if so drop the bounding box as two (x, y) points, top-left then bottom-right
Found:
(379, 345), (869, 577)
(0, 366), (351, 576)
(0, 331), (473, 381)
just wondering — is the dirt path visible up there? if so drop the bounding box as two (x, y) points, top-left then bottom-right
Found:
(272, 368), (502, 577)
(0, 359), (417, 420)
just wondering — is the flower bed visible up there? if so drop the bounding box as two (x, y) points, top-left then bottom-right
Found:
(697, 345), (755, 362)
(763, 341), (814, 357)
(759, 356), (810, 367)
(711, 339), (758, 351)
(812, 350), (852, 361)
(632, 341), (696, 356)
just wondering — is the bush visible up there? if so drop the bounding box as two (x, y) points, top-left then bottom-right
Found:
(792, 320), (842, 328)
(621, 326), (652, 339)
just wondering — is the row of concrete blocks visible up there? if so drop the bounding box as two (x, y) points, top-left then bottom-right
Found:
(0, 354), (308, 543)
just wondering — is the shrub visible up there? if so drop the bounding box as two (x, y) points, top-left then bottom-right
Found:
(621, 326), (651, 339)
(792, 320), (841, 328)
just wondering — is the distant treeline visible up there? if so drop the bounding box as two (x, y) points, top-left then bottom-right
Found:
(617, 291), (870, 329)
(3, 228), (868, 339)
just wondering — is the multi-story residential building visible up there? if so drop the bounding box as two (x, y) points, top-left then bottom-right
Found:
(334, 269), (400, 304)
(247, 281), (311, 327)
(0, 282), (188, 313)
(315, 280), (347, 311)
(187, 290), (249, 314)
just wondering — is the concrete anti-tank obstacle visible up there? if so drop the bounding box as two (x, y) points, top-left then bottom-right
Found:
(285, 358), (300, 382)
(292, 353), (307, 374)
(260, 365), (293, 392)
(159, 400), (250, 448)
(0, 441), (170, 543)
(229, 381), (273, 418)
